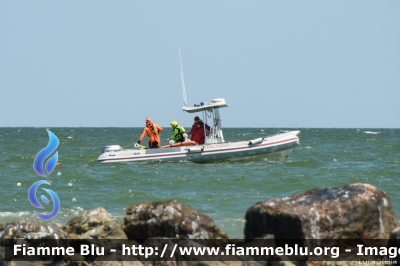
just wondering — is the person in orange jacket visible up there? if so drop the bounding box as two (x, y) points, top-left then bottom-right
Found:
(188, 116), (210, 144)
(137, 118), (163, 148)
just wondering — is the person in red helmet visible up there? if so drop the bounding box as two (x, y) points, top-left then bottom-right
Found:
(188, 116), (210, 144)
(137, 118), (163, 148)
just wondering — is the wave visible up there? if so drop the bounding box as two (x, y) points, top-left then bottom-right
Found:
(0, 207), (86, 227)
(363, 131), (380, 134)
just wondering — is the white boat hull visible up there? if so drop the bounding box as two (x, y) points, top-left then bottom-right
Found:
(97, 131), (300, 164)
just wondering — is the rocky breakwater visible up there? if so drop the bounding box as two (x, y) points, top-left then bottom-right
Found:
(2, 183), (400, 265)
(0, 201), (229, 265)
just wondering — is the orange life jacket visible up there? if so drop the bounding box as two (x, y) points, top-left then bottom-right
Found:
(139, 123), (163, 144)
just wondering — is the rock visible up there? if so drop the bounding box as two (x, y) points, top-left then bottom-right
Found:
(389, 226), (400, 241)
(124, 200), (227, 240)
(0, 220), (67, 244)
(244, 183), (396, 240)
(64, 207), (127, 239)
(387, 226), (400, 261)
(0, 220), (68, 265)
(62, 207), (130, 264)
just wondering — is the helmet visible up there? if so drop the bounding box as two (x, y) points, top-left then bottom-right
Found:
(194, 116), (200, 121)
(146, 118), (152, 124)
(170, 120), (178, 127)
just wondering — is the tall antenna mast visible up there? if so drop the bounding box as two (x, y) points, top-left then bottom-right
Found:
(178, 46), (188, 107)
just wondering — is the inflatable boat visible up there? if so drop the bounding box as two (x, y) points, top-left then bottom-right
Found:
(97, 98), (300, 163)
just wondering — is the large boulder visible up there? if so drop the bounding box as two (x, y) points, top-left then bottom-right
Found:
(63, 207), (127, 239)
(244, 183), (396, 240)
(62, 208), (134, 264)
(124, 200), (228, 240)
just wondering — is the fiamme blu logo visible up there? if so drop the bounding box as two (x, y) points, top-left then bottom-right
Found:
(28, 130), (61, 220)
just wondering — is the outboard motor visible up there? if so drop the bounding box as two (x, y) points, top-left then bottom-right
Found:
(101, 145), (122, 154)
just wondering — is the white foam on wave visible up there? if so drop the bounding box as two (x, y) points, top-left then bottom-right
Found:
(0, 211), (36, 224)
(0, 206), (87, 226)
(0, 212), (21, 217)
(363, 131), (380, 134)
(0, 211), (31, 217)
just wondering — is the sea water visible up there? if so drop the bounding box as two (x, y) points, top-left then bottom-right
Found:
(0, 127), (399, 238)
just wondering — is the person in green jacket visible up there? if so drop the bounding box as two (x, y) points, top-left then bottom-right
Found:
(168, 120), (186, 143)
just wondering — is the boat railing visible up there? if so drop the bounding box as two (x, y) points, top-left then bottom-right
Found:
(205, 129), (225, 144)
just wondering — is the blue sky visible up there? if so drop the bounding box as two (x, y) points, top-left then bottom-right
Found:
(1, 1), (399, 128)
